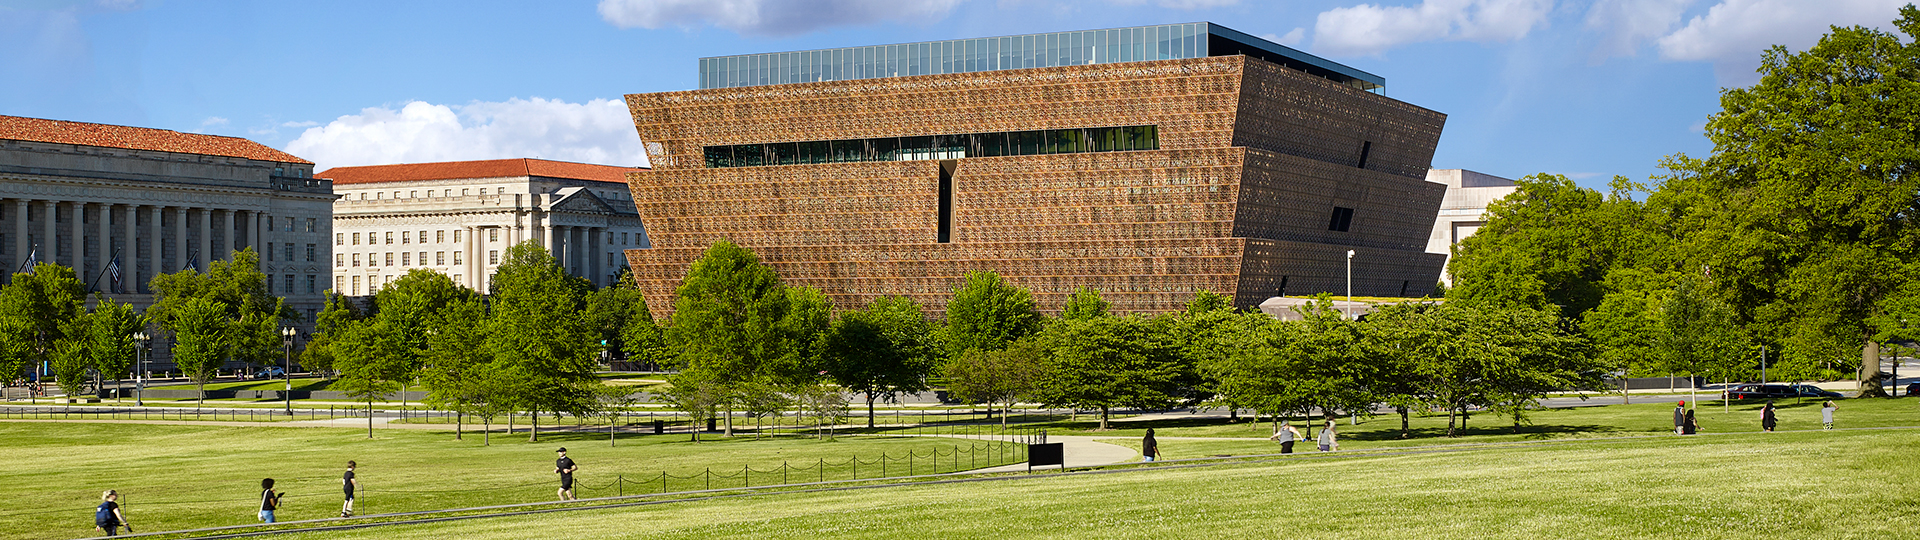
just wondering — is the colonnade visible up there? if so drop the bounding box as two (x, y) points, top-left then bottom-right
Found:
(4, 198), (271, 293)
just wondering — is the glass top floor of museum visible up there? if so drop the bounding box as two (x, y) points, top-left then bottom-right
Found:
(698, 22), (1385, 93)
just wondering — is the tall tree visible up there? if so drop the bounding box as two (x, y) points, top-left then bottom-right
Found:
(0, 264), (87, 385)
(170, 297), (230, 407)
(943, 336), (1045, 426)
(944, 271), (1042, 355)
(822, 297), (937, 427)
(422, 296), (494, 441)
(301, 291), (363, 377)
(1449, 175), (1654, 320)
(1034, 316), (1184, 430)
(584, 270), (649, 364)
(1656, 276), (1750, 405)
(666, 240), (793, 436)
(486, 241), (600, 442)
(88, 297), (145, 401)
(1185, 290), (1233, 314)
(1664, 7), (1920, 395)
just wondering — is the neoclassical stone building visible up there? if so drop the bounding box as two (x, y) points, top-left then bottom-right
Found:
(318, 159), (650, 294)
(0, 115), (335, 327)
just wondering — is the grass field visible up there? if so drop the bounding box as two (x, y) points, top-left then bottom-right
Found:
(264, 428), (1920, 539)
(0, 424), (1020, 539)
(1035, 397), (1920, 446)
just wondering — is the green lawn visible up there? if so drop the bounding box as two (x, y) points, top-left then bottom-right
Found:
(265, 428), (1920, 539)
(0, 423), (1020, 539)
(1035, 397), (1920, 448)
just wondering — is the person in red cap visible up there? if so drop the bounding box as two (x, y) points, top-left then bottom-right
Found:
(1673, 401), (1686, 435)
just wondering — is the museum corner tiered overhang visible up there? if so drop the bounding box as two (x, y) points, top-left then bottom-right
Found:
(619, 22), (1450, 317)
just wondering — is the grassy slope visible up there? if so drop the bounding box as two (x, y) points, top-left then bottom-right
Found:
(0, 424), (1014, 539)
(273, 429), (1920, 540)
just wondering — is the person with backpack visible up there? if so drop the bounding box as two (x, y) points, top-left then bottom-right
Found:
(1761, 401), (1779, 432)
(95, 490), (130, 536)
(259, 478), (283, 523)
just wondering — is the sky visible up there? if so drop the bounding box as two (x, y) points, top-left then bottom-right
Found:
(0, 0), (1911, 189)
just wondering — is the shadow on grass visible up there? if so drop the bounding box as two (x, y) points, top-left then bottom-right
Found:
(1345, 423), (1629, 441)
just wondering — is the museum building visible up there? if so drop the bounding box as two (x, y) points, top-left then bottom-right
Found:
(622, 23), (1449, 314)
(318, 158), (650, 294)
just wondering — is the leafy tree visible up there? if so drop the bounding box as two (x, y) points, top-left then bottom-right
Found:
(0, 263), (87, 385)
(666, 240), (793, 436)
(1185, 290), (1232, 314)
(333, 318), (407, 437)
(486, 241), (600, 442)
(1449, 175), (1654, 320)
(1061, 286), (1110, 320)
(734, 377), (791, 439)
(789, 382), (849, 440)
(49, 320), (94, 401)
(776, 285), (832, 383)
(1663, 7), (1920, 395)
(87, 297), (145, 401)
(619, 295), (670, 370)
(585, 270), (649, 363)
(1473, 306), (1600, 431)
(301, 292), (363, 377)
(942, 337), (1045, 426)
(422, 296), (494, 441)
(822, 297), (937, 427)
(660, 371), (724, 443)
(1581, 268), (1675, 378)
(169, 297), (230, 407)
(1282, 298), (1377, 423)
(148, 248), (290, 335)
(945, 271), (1042, 355)
(1034, 316), (1183, 430)
(1656, 276), (1750, 406)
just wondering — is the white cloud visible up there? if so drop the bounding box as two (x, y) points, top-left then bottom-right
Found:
(1583, 0), (1694, 58)
(1656, 0), (1907, 83)
(1262, 27), (1307, 47)
(1311, 0), (1554, 57)
(279, 120), (318, 128)
(284, 98), (648, 171)
(199, 116), (228, 127)
(597, 0), (964, 37)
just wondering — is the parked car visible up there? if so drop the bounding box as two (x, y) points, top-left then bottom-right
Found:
(251, 367), (286, 380)
(1726, 384), (1841, 400)
(1906, 382), (1919, 396)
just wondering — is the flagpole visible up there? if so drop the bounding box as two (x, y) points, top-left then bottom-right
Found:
(16, 244), (37, 275)
(90, 247), (120, 292)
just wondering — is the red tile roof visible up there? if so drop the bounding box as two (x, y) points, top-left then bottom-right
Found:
(0, 115), (312, 164)
(316, 158), (642, 185)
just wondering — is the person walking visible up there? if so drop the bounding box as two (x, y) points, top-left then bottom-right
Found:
(1682, 409), (1698, 435)
(1761, 401), (1778, 432)
(1317, 419), (1338, 452)
(554, 448), (578, 501)
(94, 490), (130, 536)
(1270, 422), (1301, 454)
(1674, 401), (1687, 435)
(340, 461), (358, 518)
(258, 478), (283, 523)
(1141, 428), (1160, 462)
(1821, 401), (1837, 430)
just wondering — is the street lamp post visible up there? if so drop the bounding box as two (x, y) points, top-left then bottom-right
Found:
(133, 332), (149, 407)
(280, 326), (297, 416)
(1345, 249), (1355, 319)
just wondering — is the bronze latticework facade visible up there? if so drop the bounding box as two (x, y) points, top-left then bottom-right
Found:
(623, 52), (1447, 316)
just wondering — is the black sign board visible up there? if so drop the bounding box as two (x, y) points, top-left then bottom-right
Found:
(1029, 442), (1064, 471)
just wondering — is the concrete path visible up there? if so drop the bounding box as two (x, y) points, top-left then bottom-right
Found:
(925, 434), (1139, 473)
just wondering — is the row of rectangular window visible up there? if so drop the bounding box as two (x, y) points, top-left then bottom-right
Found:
(338, 251), (469, 267)
(703, 126), (1159, 168)
(336, 230), (641, 246)
(267, 274), (319, 295)
(263, 243), (318, 263)
(335, 273), (464, 297)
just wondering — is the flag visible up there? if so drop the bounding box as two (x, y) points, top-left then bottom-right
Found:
(182, 251), (198, 272)
(16, 246), (36, 275)
(107, 256), (122, 293)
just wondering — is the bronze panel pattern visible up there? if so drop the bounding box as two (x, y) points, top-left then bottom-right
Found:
(623, 55), (1447, 317)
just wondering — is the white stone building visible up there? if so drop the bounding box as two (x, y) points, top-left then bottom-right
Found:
(318, 159), (649, 295)
(1425, 169), (1518, 285)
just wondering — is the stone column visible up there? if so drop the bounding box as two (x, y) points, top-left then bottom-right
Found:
(173, 207), (188, 273)
(40, 201), (55, 271)
(119, 204), (135, 293)
(214, 209), (231, 262)
(252, 210), (265, 255)
(147, 206), (162, 292)
(12, 200), (27, 273)
(532, 211), (547, 249)
(71, 202), (87, 278)
(196, 208), (211, 271)
(589, 227), (603, 287)
(463, 225), (477, 290)
(94, 203), (110, 288)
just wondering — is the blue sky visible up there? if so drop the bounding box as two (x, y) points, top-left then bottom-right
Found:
(1, 0), (1909, 189)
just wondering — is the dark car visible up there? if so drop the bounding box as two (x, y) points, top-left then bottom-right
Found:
(1907, 382), (1919, 397)
(1726, 384), (1841, 400)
